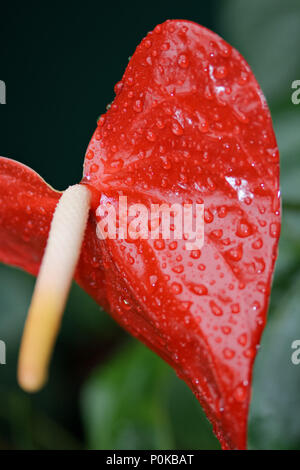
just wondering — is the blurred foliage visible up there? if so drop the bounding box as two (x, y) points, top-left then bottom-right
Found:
(81, 343), (219, 450)
(219, 0), (300, 450)
(1, 0), (300, 450)
(248, 273), (300, 450)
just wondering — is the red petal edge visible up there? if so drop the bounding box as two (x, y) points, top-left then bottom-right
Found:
(0, 157), (60, 275)
(0, 19), (281, 450)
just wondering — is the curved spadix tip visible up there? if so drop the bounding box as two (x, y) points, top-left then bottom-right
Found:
(17, 184), (91, 392)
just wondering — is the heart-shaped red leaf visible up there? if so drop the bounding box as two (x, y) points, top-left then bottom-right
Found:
(81, 20), (280, 449)
(0, 19), (280, 450)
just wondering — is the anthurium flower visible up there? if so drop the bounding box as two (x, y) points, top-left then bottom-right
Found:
(0, 20), (280, 450)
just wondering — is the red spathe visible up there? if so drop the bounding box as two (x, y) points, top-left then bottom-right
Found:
(0, 20), (280, 449)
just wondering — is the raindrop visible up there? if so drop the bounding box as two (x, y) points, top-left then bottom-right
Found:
(252, 238), (263, 249)
(86, 150), (94, 160)
(226, 244), (243, 262)
(90, 163), (99, 173)
(146, 130), (156, 142)
(171, 282), (183, 295)
(97, 115), (106, 127)
(233, 385), (247, 402)
(172, 265), (184, 274)
(243, 348), (255, 358)
(231, 303), (240, 314)
(189, 284), (208, 296)
(221, 326), (231, 335)
(236, 219), (252, 238)
(238, 333), (247, 346)
(214, 66), (228, 79)
(198, 264), (206, 271)
(204, 209), (214, 223)
(172, 122), (184, 136)
(133, 100), (143, 113)
(218, 206), (227, 218)
(199, 121), (209, 133)
(121, 298), (131, 311)
(256, 281), (267, 294)
(190, 250), (201, 259)
(178, 54), (189, 69)
(114, 81), (123, 95)
(169, 241), (178, 250)
(154, 239), (165, 250)
(269, 222), (280, 238)
(210, 300), (223, 316)
(223, 348), (235, 359)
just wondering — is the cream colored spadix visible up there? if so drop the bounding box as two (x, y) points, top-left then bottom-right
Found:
(18, 184), (91, 392)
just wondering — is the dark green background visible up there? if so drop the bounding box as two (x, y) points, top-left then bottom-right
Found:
(1, 0), (300, 450)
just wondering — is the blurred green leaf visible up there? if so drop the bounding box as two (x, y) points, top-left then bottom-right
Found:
(219, 0), (300, 107)
(0, 265), (33, 346)
(63, 282), (119, 342)
(81, 341), (174, 449)
(274, 111), (300, 205)
(273, 208), (300, 281)
(167, 372), (220, 450)
(81, 341), (220, 450)
(249, 272), (300, 449)
(0, 264), (119, 449)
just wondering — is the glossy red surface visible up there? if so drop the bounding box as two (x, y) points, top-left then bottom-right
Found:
(0, 20), (280, 449)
